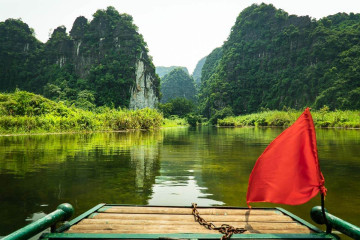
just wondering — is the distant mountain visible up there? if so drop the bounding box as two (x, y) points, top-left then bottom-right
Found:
(160, 68), (196, 103)
(192, 56), (206, 88)
(156, 66), (189, 79)
(0, 6), (160, 109)
(199, 3), (360, 117)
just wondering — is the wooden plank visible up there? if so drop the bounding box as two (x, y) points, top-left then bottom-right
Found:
(69, 224), (235, 232)
(72, 223), (309, 231)
(100, 206), (281, 216)
(76, 219), (306, 230)
(66, 228), (313, 234)
(66, 206), (318, 236)
(90, 213), (294, 222)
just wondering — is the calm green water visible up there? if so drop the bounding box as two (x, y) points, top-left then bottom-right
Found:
(0, 127), (359, 238)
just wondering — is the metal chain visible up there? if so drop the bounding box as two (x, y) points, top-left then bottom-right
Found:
(191, 203), (246, 240)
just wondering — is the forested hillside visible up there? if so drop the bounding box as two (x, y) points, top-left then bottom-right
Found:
(0, 7), (160, 110)
(192, 56), (206, 88)
(160, 68), (196, 103)
(199, 3), (360, 117)
(156, 66), (189, 79)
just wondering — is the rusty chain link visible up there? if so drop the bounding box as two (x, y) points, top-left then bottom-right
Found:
(191, 203), (246, 240)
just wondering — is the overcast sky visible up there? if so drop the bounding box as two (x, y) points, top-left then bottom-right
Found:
(1, 0), (360, 73)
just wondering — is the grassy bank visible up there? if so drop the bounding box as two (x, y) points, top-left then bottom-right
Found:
(0, 91), (165, 134)
(218, 109), (360, 128)
(162, 116), (188, 128)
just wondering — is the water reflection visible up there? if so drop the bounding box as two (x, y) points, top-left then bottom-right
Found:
(0, 131), (162, 235)
(149, 175), (223, 206)
(0, 127), (359, 239)
(130, 144), (159, 192)
(149, 127), (224, 205)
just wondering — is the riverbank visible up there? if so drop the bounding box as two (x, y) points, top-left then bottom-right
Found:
(0, 108), (166, 134)
(2, 91), (359, 134)
(0, 91), (169, 134)
(218, 109), (360, 128)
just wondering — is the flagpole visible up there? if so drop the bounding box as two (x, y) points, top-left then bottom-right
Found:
(321, 193), (332, 234)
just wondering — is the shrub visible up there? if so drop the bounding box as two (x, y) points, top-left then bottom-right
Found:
(185, 114), (202, 127)
(209, 107), (234, 125)
(158, 98), (194, 118)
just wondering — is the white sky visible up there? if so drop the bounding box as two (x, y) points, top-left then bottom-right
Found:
(1, 0), (360, 74)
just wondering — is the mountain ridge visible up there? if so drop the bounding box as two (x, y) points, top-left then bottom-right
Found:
(198, 3), (360, 117)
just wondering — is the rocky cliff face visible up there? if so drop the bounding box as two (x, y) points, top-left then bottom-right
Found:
(50, 8), (160, 109)
(129, 52), (158, 109)
(0, 7), (160, 109)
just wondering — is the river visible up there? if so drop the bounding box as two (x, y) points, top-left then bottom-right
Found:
(0, 127), (359, 238)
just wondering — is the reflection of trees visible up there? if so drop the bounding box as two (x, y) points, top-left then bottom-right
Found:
(196, 127), (278, 206)
(0, 131), (163, 175)
(1, 127), (359, 236)
(131, 144), (160, 191)
(149, 127), (223, 206)
(197, 128), (360, 205)
(198, 127), (360, 229)
(0, 131), (162, 236)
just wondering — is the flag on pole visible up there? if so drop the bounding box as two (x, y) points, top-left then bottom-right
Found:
(246, 108), (326, 207)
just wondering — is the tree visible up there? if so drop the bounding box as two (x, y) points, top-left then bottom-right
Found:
(158, 98), (194, 118)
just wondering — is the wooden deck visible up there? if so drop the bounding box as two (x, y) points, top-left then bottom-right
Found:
(65, 206), (314, 235)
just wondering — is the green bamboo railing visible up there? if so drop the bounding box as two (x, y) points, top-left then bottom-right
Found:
(311, 206), (360, 239)
(2, 203), (74, 240)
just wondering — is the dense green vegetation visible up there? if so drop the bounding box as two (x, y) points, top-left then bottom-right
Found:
(156, 68), (198, 123)
(198, 3), (360, 118)
(157, 97), (205, 127)
(0, 7), (159, 109)
(158, 97), (194, 118)
(0, 91), (163, 134)
(155, 66), (189, 79)
(199, 47), (223, 89)
(0, 19), (42, 92)
(192, 56), (206, 88)
(162, 115), (189, 127)
(3, 3), (360, 128)
(160, 68), (197, 103)
(218, 107), (360, 128)
(158, 100), (206, 127)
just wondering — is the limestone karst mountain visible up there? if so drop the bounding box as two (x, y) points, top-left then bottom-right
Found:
(0, 6), (160, 109)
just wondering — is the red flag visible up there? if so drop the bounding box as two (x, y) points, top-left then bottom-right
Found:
(246, 108), (326, 207)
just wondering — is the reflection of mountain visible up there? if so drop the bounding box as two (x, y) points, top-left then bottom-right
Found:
(149, 127), (223, 206)
(0, 131), (162, 236)
(130, 144), (160, 192)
